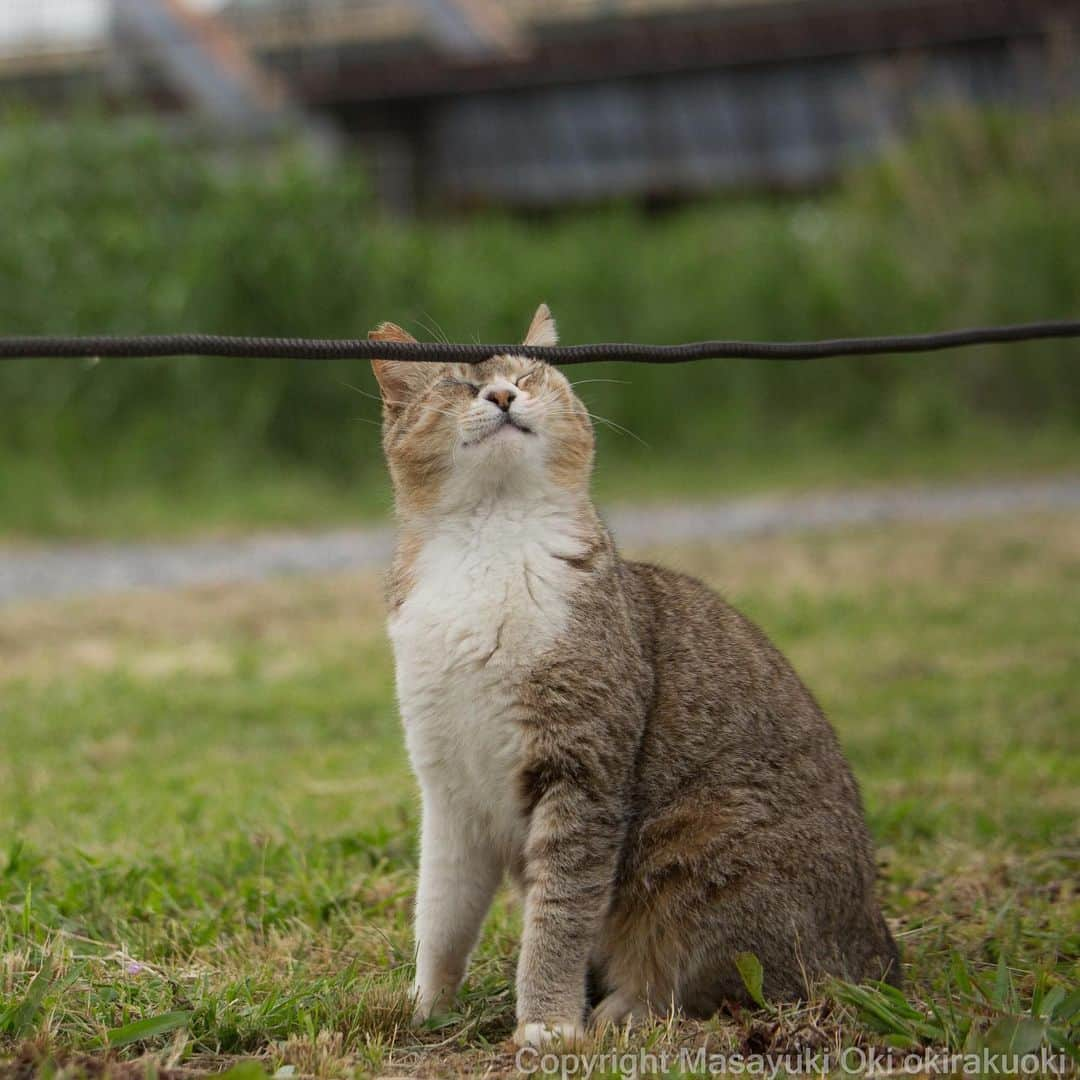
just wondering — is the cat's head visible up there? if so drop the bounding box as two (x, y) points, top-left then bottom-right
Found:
(370, 304), (593, 513)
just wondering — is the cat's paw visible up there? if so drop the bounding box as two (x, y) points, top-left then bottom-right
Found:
(590, 989), (650, 1029)
(513, 1020), (585, 1048)
(410, 983), (451, 1028)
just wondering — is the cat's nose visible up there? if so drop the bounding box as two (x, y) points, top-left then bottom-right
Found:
(484, 387), (516, 412)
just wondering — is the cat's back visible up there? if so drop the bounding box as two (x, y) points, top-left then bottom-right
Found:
(620, 559), (860, 811)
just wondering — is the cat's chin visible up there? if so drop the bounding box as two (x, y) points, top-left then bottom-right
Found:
(461, 422), (535, 451)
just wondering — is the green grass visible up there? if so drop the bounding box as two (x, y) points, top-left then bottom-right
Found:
(1, 513), (1077, 1076)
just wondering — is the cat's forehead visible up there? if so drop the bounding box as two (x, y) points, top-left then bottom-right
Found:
(456, 354), (537, 382)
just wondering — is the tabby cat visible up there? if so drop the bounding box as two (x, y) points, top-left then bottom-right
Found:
(370, 305), (899, 1048)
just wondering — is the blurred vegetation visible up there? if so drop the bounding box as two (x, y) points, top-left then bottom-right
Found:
(1, 107), (1078, 537)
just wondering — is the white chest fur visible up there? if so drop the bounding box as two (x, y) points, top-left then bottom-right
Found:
(389, 500), (583, 862)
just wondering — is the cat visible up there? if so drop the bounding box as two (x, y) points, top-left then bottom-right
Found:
(370, 305), (900, 1048)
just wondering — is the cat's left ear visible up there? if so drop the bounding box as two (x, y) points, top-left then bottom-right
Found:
(523, 303), (558, 347)
(368, 322), (427, 413)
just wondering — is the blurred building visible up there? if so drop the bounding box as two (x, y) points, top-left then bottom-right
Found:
(1, 0), (1077, 209)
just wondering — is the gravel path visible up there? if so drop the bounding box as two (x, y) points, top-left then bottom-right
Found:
(2, 477), (1078, 606)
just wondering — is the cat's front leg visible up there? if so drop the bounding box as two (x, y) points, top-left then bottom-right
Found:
(514, 779), (623, 1047)
(412, 788), (502, 1024)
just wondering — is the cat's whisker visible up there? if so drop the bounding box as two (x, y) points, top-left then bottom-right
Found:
(419, 403), (462, 421)
(338, 379), (386, 406)
(339, 378), (460, 421)
(415, 311), (452, 346)
(531, 387), (647, 447)
(567, 378), (632, 388)
(411, 314), (439, 343)
(583, 410), (650, 448)
(531, 389), (571, 411)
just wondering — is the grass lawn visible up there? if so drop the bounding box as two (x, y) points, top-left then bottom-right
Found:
(0, 513), (1077, 1077)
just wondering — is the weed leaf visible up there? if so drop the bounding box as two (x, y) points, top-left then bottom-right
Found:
(106, 1009), (192, 1047)
(217, 1065), (272, 1080)
(992, 955), (1014, 1010)
(984, 1016), (1047, 1056)
(734, 952), (767, 1009)
(1051, 989), (1080, 1024)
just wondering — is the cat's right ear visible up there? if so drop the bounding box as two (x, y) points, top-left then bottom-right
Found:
(368, 322), (426, 415)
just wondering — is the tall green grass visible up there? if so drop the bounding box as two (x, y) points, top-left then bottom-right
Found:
(1, 108), (1078, 537)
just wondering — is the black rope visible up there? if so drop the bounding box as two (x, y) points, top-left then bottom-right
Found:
(0, 320), (1077, 365)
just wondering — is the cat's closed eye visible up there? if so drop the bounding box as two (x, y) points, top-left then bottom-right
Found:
(442, 377), (480, 397)
(514, 365), (543, 388)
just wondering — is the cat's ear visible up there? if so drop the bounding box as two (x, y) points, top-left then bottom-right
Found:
(523, 303), (558, 347)
(369, 322), (426, 412)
